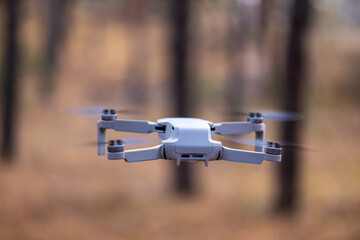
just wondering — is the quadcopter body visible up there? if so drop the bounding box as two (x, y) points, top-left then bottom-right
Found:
(97, 110), (282, 166)
(157, 118), (222, 165)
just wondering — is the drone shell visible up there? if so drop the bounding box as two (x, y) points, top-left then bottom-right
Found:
(157, 118), (222, 161)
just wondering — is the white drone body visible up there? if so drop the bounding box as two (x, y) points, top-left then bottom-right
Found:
(97, 110), (282, 166)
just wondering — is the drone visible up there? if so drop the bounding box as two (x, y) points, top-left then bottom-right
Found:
(91, 108), (303, 166)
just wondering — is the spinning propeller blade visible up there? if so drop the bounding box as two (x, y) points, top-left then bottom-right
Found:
(63, 106), (136, 116)
(233, 110), (304, 121)
(225, 137), (316, 151)
(81, 136), (157, 147)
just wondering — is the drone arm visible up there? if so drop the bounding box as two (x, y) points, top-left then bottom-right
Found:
(220, 146), (265, 164)
(98, 119), (157, 133)
(98, 124), (106, 155)
(213, 121), (265, 152)
(255, 126), (265, 152)
(124, 145), (164, 162)
(97, 119), (159, 155)
(220, 146), (281, 164)
(213, 122), (265, 135)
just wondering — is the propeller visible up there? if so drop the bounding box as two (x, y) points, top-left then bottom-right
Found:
(224, 137), (316, 151)
(232, 110), (304, 121)
(80, 136), (158, 147)
(63, 106), (136, 116)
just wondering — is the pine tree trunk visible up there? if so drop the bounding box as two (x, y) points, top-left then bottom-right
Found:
(276, 0), (312, 213)
(1, 0), (20, 162)
(171, 0), (193, 194)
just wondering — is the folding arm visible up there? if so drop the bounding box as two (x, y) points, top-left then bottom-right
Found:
(220, 146), (281, 164)
(97, 119), (159, 155)
(255, 126), (265, 152)
(98, 119), (157, 133)
(107, 145), (164, 162)
(213, 121), (266, 152)
(213, 121), (265, 135)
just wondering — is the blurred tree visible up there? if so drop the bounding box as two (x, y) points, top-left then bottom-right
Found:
(122, 0), (150, 106)
(224, 1), (250, 120)
(258, 0), (274, 46)
(41, 0), (71, 99)
(264, 0), (288, 101)
(259, 0), (273, 37)
(1, 0), (20, 162)
(276, 0), (312, 213)
(171, 0), (193, 194)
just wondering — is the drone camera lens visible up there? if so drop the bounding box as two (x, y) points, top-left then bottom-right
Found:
(275, 142), (281, 148)
(256, 112), (262, 117)
(249, 112), (255, 117)
(103, 109), (109, 114)
(116, 139), (123, 145)
(109, 140), (115, 146)
(267, 142), (273, 147)
(110, 109), (116, 114)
